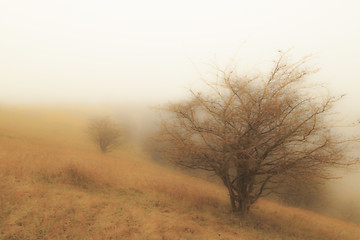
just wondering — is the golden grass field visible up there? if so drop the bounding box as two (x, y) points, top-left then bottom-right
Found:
(0, 104), (359, 239)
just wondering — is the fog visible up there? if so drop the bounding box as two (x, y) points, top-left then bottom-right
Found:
(1, 0), (360, 222)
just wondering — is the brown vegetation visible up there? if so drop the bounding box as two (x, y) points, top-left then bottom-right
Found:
(155, 52), (357, 216)
(0, 105), (359, 239)
(88, 116), (123, 153)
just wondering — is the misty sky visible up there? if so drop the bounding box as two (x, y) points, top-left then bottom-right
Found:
(1, 0), (360, 112)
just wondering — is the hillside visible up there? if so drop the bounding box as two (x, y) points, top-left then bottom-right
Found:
(0, 104), (359, 240)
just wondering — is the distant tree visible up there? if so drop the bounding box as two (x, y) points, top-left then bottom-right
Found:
(155, 52), (357, 216)
(88, 117), (123, 153)
(275, 175), (327, 209)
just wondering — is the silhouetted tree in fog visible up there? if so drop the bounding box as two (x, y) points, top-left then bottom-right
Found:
(88, 117), (123, 153)
(155, 52), (357, 216)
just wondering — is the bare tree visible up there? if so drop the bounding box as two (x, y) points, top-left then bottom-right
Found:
(88, 117), (123, 153)
(155, 52), (357, 216)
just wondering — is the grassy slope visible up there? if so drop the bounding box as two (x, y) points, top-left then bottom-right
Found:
(0, 104), (359, 240)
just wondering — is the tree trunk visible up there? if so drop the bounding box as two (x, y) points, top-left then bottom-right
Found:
(229, 190), (237, 211)
(227, 194), (250, 216)
(223, 178), (237, 211)
(235, 164), (251, 216)
(225, 184), (251, 215)
(237, 197), (250, 216)
(221, 172), (251, 216)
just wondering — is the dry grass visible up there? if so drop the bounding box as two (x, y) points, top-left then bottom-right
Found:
(0, 104), (359, 239)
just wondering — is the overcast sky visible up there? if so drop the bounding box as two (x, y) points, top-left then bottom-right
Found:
(1, 0), (359, 112)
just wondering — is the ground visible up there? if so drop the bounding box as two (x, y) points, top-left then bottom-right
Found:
(0, 104), (359, 239)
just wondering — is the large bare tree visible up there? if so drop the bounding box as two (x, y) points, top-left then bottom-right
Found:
(156, 53), (357, 216)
